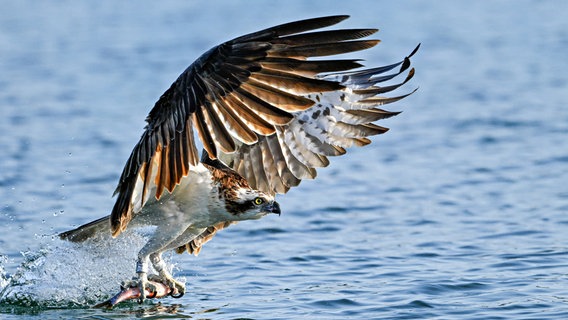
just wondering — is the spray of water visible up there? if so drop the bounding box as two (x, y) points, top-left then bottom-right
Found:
(0, 228), (167, 308)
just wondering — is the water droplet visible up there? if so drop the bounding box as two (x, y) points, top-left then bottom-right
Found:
(53, 210), (65, 217)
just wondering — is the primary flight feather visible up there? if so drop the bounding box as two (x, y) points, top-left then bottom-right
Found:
(60, 15), (419, 302)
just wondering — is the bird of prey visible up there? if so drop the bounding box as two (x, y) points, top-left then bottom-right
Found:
(60, 15), (418, 302)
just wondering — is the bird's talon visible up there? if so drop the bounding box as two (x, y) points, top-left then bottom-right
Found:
(171, 290), (184, 299)
(146, 273), (186, 298)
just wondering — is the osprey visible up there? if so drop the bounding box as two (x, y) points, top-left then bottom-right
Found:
(60, 15), (418, 302)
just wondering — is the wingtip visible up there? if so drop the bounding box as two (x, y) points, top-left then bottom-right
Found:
(314, 14), (350, 22)
(331, 14), (350, 22)
(409, 43), (421, 58)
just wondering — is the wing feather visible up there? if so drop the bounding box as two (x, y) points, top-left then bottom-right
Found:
(264, 134), (300, 190)
(258, 138), (289, 193)
(273, 29), (378, 45)
(239, 80), (314, 112)
(241, 149), (258, 188)
(223, 94), (275, 135)
(110, 15), (418, 235)
(260, 58), (364, 77)
(268, 40), (380, 59)
(202, 99), (236, 153)
(248, 143), (271, 193)
(232, 88), (294, 125)
(232, 15), (350, 42)
(210, 99), (258, 144)
(250, 69), (344, 94)
(275, 127), (317, 180)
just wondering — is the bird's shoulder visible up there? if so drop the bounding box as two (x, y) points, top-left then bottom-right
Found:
(198, 156), (250, 202)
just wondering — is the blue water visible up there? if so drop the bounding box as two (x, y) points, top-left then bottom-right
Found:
(1, 0), (568, 318)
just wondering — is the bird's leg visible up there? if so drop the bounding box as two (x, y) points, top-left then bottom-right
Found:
(145, 225), (209, 297)
(119, 223), (203, 302)
(121, 233), (173, 303)
(149, 252), (185, 298)
(120, 221), (197, 302)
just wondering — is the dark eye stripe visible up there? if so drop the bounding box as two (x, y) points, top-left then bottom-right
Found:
(225, 195), (269, 215)
(226, 199), (254, 215)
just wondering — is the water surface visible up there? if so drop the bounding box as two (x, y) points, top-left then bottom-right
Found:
(1, 1), (568, 319)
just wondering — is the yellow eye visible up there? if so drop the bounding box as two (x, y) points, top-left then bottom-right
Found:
(253, 197), (264, 205)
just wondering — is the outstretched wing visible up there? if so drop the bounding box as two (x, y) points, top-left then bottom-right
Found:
(110, 15), (417, 236)
(223, 46), (418, 193)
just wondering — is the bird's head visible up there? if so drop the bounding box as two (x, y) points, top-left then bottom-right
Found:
(203, 159), (281, 221)
(225, 187), (281, 221)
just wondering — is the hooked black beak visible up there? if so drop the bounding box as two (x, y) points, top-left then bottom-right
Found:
(263, 201), (281, 216)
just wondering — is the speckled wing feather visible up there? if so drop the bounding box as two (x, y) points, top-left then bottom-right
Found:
(226, 44), (419, 194)
(175, 221), (235, 255)
(110, 15), (417, 236)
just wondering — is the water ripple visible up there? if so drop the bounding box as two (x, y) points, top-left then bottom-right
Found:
(2, 1), (568, 319)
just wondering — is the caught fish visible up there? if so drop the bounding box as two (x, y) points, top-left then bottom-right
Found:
(94, 280), (180, 308)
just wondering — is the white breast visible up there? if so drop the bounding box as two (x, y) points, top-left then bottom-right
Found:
(131, 164), (230, 229)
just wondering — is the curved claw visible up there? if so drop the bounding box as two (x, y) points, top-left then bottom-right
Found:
(168, 281), (186, 298)
(138, 277), (158, 303)
(148, 273), (186, 299)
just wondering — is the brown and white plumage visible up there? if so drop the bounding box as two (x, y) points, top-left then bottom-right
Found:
(60, 15), (418, 302)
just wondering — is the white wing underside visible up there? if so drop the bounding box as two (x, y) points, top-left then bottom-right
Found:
(219, 69), (415, 195)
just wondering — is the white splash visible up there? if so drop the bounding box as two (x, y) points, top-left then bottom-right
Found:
(0, 255), (9, 292)
(0, 229), (167, 307)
